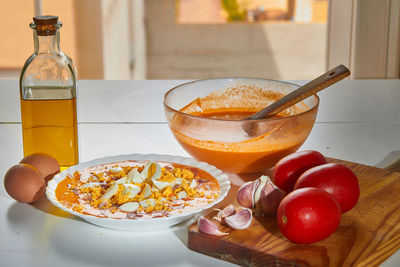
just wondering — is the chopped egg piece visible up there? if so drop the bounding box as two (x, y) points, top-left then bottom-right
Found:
(119, 202), (139, 212)
(140, 198), (156, 208)
(101, 183), (119, 200)
(142, 183), (152, 198)
(141, 161), (161, 180)
(162, 186), (173, 198)
(178, 191), (188, 199)
(110, 166), (123, 173)
(173, 178), (183, 186)
(115, 176), (128, 184)
(152, 179), (171, 191)
(122, 184), (141, 198)
(81, 182), (101, 189)
(189, 180), (197, 189)
(127, 168), (144, 183)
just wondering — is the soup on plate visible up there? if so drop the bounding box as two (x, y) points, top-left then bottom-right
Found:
(55, 160), (220, 219)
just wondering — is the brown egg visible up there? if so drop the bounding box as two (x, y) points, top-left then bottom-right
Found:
(20, 153), (60, 182)
(4, 163), (46, 203)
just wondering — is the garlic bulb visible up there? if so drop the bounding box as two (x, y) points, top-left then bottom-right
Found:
(237, 175), (284, 216)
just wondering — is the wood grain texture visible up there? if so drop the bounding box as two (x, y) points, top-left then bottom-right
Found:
(188, 158), (400, 267)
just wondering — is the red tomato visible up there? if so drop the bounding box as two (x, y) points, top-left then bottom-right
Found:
(294, 163), (360, 213)
(277, 187), (341, 244)
(272, 150), (327, 193)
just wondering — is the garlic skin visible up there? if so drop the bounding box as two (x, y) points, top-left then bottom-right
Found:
(214, 204), (236, 222)
(198, 216), (229, 236)
(223, 208), (253, 230)
(237, 175), (284, 216)
(259, 178), (285, 216)
(236, 179), (259, 208)
(253, 175), (268, 215)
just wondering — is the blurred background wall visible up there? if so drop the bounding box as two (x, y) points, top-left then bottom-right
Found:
(0, 0), (77, 78)
(0, 0), (399, 80)
(146, 0), (326, 80)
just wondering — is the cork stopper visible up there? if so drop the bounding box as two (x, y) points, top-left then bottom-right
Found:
(32, 16), (61, 36)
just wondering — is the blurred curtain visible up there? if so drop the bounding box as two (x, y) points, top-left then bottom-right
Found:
(327, 0), (400, 79)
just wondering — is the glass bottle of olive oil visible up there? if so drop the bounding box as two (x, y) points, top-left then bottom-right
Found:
(19, 16), (78, 169)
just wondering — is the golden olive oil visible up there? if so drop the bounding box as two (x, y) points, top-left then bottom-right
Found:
(20, 97), (78, 168)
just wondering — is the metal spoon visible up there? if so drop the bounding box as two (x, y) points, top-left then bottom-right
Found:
(243, 64), (351, 137)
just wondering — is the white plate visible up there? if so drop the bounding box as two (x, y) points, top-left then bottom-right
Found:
(46, 154), (230, 231)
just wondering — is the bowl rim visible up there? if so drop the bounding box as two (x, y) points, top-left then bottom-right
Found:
(163, 77), (320, 122)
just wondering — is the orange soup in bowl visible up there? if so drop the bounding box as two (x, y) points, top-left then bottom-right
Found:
(164, 78), (319, 173)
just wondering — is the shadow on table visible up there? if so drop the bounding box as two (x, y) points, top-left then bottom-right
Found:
(6, 200), (227, 267)
(33, 196), (82, 220)
(47, 218), (230, 267)
(8, 195), (81, 221)
(7, 197), (82, 226)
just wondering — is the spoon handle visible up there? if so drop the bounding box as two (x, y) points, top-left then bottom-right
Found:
(248, 64), (351, 120)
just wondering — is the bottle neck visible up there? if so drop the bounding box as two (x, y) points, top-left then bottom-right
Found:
(33, 30), (61, 54)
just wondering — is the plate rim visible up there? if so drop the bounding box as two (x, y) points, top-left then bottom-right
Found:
(46, 153), (230, 225)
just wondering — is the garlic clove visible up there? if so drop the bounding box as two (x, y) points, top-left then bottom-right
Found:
(214, 204), (236, 222)
(237, 175), (284, 217)
(254, 175), (268, 215)
(223, 208), (253, 230)
(237, 179), (259, 208)
(259, 177), (284, 216)
(220, 204), (236, 217)
(198, 216), (229, 236)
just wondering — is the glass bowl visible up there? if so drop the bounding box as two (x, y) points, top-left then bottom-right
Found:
(163, 78), (319, 174)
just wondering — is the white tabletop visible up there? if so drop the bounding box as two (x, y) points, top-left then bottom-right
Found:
(1, 79), (400, 267)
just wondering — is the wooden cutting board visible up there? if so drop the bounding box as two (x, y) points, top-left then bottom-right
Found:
(188, 158), (400, 266)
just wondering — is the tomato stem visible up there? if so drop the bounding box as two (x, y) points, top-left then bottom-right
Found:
(282, 215), (287, 224)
